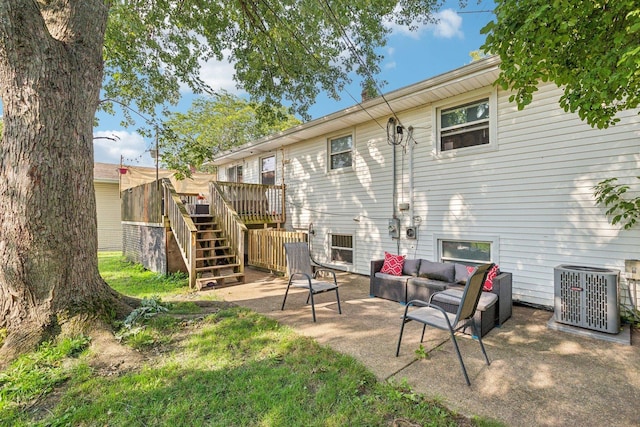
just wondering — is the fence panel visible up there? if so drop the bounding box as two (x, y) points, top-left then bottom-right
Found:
(248, 229), (307, 273)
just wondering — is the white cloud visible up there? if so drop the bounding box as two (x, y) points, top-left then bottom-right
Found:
(194, 57), (240, 94)
(384, 60), (397, 70)
(179, 49), (244, 96)
(93, 130), (155, 167)
(432, 9), (463, 39)
(386, 9), (464, 40)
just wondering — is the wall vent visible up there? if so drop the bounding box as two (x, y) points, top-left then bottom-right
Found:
(554, 265), (620, 334)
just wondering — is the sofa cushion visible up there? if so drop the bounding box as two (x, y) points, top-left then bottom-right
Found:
(453, 263), (500, 291)
(374, 272), (409, 281)
(380, 252), (405, 276)
(402, 259), (421, 276)
(432, 288), (498, 312)
(418, 260), (455, 283)
(454, 263), (474, 284)
(483, 264), (500, 292)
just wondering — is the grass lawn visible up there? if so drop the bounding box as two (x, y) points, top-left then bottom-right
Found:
(0, 253), (497, 426)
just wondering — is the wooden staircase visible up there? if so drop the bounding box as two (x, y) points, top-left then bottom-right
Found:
(191, 213), (245, 290)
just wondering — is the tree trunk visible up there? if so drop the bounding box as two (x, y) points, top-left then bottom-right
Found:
(0, 1), (130, 363)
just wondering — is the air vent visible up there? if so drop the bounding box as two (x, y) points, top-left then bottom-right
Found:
(554, 265), (620, 334)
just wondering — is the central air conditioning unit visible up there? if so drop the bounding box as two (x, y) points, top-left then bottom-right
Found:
(554, 265), (620, 334)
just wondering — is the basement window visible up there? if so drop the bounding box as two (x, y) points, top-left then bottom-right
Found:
(330, 234), (353, 264)
(439, 239), (493, 266)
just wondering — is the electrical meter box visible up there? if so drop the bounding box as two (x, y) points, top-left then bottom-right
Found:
(626, 259), (640, 280)
(388, 218), (400, 239)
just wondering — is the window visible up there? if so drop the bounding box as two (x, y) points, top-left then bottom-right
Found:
(439, 239), (492, 266)
(438, 98), (490, 152)
(227, 165), (243, 183)
(330, 234), (353, 264)
(261, 155), (275, 185)
(329, 134), (352, 170)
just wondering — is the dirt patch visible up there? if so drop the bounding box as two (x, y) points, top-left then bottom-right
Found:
(87, 299), (235, 376)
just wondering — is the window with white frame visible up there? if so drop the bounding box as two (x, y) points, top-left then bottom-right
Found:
(330, 234), (353, 264)
(328, 134), (352, 170)
(260, 155), (275, 185)
(439, 239), (492, 266)
(227, 165), (243, 183)
(438, 98), (490, 152)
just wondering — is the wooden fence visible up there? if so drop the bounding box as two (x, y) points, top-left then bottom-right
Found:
(162, 179), (198, 288)
(121, 180), (163, 223)
(214, 181), (285, 225)
(248, 229), (307, 273)
(210, 182), (247, 277)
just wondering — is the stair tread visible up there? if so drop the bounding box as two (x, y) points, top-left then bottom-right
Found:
(195, 264), (240, 272)
(196, 273), (244, 281)
(196, 246), (230, 251)
(196, 255), (235, 261)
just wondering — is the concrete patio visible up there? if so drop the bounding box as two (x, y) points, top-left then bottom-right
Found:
(209, 268), (640, 427)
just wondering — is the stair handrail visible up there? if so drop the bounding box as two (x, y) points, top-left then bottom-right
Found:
(210, 182), (247, 276)
(162, 178), (198, 288)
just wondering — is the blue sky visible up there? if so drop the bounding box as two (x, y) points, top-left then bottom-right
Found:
(94, 1), (495, 167)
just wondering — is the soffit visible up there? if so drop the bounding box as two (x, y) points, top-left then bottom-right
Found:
(211, 56), (501, 165)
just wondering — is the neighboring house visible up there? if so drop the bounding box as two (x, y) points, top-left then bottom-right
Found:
(93, 162), (122, 251)
(210, 55), (640, 309)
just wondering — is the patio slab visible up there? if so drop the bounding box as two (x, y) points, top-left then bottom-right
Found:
(209, 267), (640, 427)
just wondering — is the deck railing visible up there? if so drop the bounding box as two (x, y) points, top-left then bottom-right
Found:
(214, 182), (285, 225)
(210, 182), (248, 276)
(248, 229), (307, 273)
(162, 179), (198, 288)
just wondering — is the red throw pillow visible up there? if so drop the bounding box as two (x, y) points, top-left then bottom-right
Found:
(483, 265), (499, 292)
(380, 252), (405, 276)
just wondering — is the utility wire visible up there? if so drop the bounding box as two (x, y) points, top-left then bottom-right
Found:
(259, 0), (387, 132)
(318, 0), (405, 129)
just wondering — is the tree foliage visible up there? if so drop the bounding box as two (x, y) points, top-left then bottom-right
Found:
(481, 1), (640, 129)
(593, 177), (640, 230)
(160, 92), (300, 177)
(102, 0), (443, 128)
(0, 0), (448, 361)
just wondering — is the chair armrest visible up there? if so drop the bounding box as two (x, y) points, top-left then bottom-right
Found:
(403, 299), (453, 324)
(491, 272), (512, 325)
(371, 259), (384, 275)
(289, 272), (313, 285)
(314, 268), (337, 284)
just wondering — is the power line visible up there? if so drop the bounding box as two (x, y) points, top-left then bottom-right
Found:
(258, 0), (387, 132)
(318, 0), (405, 130)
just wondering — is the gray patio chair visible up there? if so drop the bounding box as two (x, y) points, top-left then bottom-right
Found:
(282, 242), (342, 322)
(395, 263), (493, 386)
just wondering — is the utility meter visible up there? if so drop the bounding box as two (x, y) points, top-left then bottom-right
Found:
(388, 218), (400, 239)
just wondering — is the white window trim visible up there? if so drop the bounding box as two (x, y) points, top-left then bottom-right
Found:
(260, 154), (276, 185)
(329, 232), (354, 266)
(434, 234), (500, 266)
(327, 131), (355, 173)
(431, 87), (498, 158)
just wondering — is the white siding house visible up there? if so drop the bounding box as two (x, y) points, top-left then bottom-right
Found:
(94, 162), (122, 251)
(212, 56), (640, 308)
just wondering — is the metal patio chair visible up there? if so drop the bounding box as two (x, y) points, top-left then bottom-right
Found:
(395, 263), (493, 386)
(282, 242), (342, 322)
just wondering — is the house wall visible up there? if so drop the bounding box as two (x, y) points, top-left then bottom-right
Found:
(217, 82), (640, 309)
(94, 181), (122, 251)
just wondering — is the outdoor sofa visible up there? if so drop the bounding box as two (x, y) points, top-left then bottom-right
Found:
(370, 257), (512, 337)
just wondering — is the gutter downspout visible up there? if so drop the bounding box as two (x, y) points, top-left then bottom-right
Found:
(409, 126), (415, 228)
